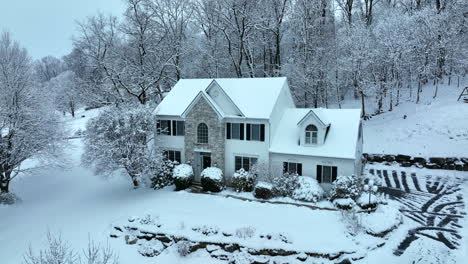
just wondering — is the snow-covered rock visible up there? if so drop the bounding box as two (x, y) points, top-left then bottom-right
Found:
(292, 176), (324, 202)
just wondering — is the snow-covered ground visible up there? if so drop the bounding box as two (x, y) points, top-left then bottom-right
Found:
(341, 81), (468, 157)
(1, 85), (467, 264)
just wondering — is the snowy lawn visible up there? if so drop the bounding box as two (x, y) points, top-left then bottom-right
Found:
(339, 80), (468, 157)
(0, 139), (359, 264)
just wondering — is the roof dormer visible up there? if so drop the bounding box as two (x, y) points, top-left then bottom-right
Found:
(297, 109), (330, 146)
(205, 80), (244, 117)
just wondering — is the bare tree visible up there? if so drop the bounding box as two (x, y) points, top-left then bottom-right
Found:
(0, 32), (63, 195)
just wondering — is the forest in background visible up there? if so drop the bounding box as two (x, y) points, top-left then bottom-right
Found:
(29, 0), (467, 118)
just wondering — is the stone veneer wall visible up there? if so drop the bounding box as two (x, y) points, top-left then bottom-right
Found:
(185, 96), (225, 174)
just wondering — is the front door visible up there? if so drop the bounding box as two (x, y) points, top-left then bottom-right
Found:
(195, 152), (211, 182)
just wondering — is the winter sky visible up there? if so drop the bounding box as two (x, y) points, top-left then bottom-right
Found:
(0, 0), (126, 59)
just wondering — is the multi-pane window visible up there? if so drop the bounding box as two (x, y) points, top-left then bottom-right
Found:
(157, 120), (171, 135)
(235, 156), (258, 171)
(157, 120), (184, 136)
(316, 165), (337, 183)
(226, 123), (244, 140)
(197, 123), (208, 143)
(163, 150), (181, 163)
(172, 120), (185, 136)
(305, 124), (318, 144)
(283, 162), (302, 176)
(246, 123), (265, 142)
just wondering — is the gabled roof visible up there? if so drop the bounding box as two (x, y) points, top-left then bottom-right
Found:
(181, 91), (225, 119)
(270, 108), (362, 159)
(205, 80), (244, 117)
(297, 109), (330, 127)
(154, 77), (287, 119)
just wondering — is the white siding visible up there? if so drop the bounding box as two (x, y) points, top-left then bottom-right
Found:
(270, 152), (356, 180)
(269, 82), (295, 143)
(224, 120), (270, 179)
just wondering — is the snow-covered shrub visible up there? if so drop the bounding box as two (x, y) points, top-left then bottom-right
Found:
(254, 181), (274, 199)
(138, 239), (165, 257)
(356, 192), (388, 210)
(200, 167), (224, 192)
(272, 173), (299, 197)
(151, 159), (177, 189)
(0, 192), (21, 205)
(340, 209), (363, 236)
(83, 105), (163, 188)
(235, 227), (255, 239)
(173, 164), (194, 191)
(232, 169), (256, 192)
(360, 204), (402, 236)
(333, 198), (356, 210)
(292, 177), (324, 202)
(175, 241), (191, 257)
(24, 231), (118, 264)
(329, 175), (361, 201)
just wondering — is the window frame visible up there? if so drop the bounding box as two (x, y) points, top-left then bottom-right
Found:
(226, 122), (244, 140)
(163, 150), (181, 163)
(172, 120), (185, 136)
(197, 123), (209, 144)
(316, 165), (337, 183)
(246, 123), (265, 142)
(282, 162), (303, 176)
(157, 120), (171, 135)
(234, 156), (258, 171)
(305, 124), (318, 144)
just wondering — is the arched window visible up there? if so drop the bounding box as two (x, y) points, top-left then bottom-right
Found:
(197, 123), (208, 143)
(305, 125), (318, 144)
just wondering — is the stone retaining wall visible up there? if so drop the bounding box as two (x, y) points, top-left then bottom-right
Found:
(363, 153), (468, 171)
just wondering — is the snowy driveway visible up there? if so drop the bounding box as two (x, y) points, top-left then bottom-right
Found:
(367, 165), (467, 259)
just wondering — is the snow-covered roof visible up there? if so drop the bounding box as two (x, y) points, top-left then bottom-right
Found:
(270, 108), (362, 159)
(154, 77), (287, 119)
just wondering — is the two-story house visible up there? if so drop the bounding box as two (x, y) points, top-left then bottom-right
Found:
(154, 77), (363, 186)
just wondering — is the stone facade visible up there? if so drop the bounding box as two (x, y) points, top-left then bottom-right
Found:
(185, 96), (225, 175)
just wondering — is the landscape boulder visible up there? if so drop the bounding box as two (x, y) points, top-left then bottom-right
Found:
(396, 154), (411, 163)
(429, 157), (446, 166)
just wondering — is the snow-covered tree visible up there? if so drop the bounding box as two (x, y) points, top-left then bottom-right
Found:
(82, 105), (163, 188)
(46, 71), (82, 117)
(0, 32), (63, 195)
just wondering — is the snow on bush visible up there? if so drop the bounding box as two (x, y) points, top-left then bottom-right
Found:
(340, 209), (363, 236)
(232, 168), (256, 192)
(175, 241), (191, 257)
(333, 198), (356, 210)
(235, 227), (256, 239)
(360, 204), (402, 236)
(83, 105), (164, 188)
(201, 167), (224, 192)
(0, 192), (21, 205)
(24, 231), (118, 264)
(329, 175), (361, 200)
(151, 159), (177, 189)
(254, 181), (274, 199)
(292, 177), (324, 202)
(356, 192), (388, 209)
(138, 239), (165, 257)
(272, 173), (299, 197)
(173, 164), (194, 191)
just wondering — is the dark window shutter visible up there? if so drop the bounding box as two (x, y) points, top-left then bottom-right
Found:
(260, 124), (265, 141)
(167, 120), (171, 135)
(240, 123), (244, 140)
(226, 123), (231, 139)
(316, 165), (322, 183)
(172, 120), (176, 136)
(332, 166), (337, 182)
(283, 162), (288, 174)
(297, 163), (302, 176)
(156, 120), (161, 134)
(246, 124), (251, 141)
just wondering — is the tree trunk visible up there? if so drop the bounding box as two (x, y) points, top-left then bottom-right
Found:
(360, 90), (366, 118)
(416, 78), (422, 103)
(0, 170), (11, 193)
(130, 174), (139, 188)
(433, 78), (438, 98)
